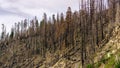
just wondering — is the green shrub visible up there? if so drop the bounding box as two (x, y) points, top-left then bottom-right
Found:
(95, 62), (101, 68)
(101, 58), (106, 64)
(105, 56), (115, 68)
(86, 64), (94, 68)
(115, 61), (120, 68)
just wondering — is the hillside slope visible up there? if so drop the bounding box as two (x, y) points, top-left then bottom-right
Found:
(0, 20), (120, 68)
(44, 23), (120, 68)
(0, 0), (119, 68)
(93, 23), (120, 68)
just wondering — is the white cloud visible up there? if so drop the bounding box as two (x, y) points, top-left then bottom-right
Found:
(0, 15), (24, 33)
(0, 0), (79, 33)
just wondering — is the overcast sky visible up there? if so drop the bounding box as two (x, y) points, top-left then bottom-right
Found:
(0, 0), (79, 33)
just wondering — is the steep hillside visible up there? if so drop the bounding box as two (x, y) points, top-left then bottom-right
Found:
(93, 23), (120, 68)
(45, 23), (120, 68)
(0, 0), (119, 68)
(0, 23), (120, 68)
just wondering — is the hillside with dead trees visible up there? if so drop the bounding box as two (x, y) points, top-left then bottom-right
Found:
(0, 0), (120, 68)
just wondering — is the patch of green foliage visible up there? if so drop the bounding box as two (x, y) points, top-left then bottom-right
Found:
(86, 64), (94, 68)
(101, 55), (109, 64)
(94, 55), (110, 68)
(101, 58), (107, 64)
(94, 62), (101, 68)
(114, 61), (120, 68)
(104, 56), (115, 68)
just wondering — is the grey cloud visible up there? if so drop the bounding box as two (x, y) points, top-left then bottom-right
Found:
(0, 0), (79, 33)
(4, 0), (20, 3)
(3, 0), (79, 13)
(0, 7), (32, 18)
